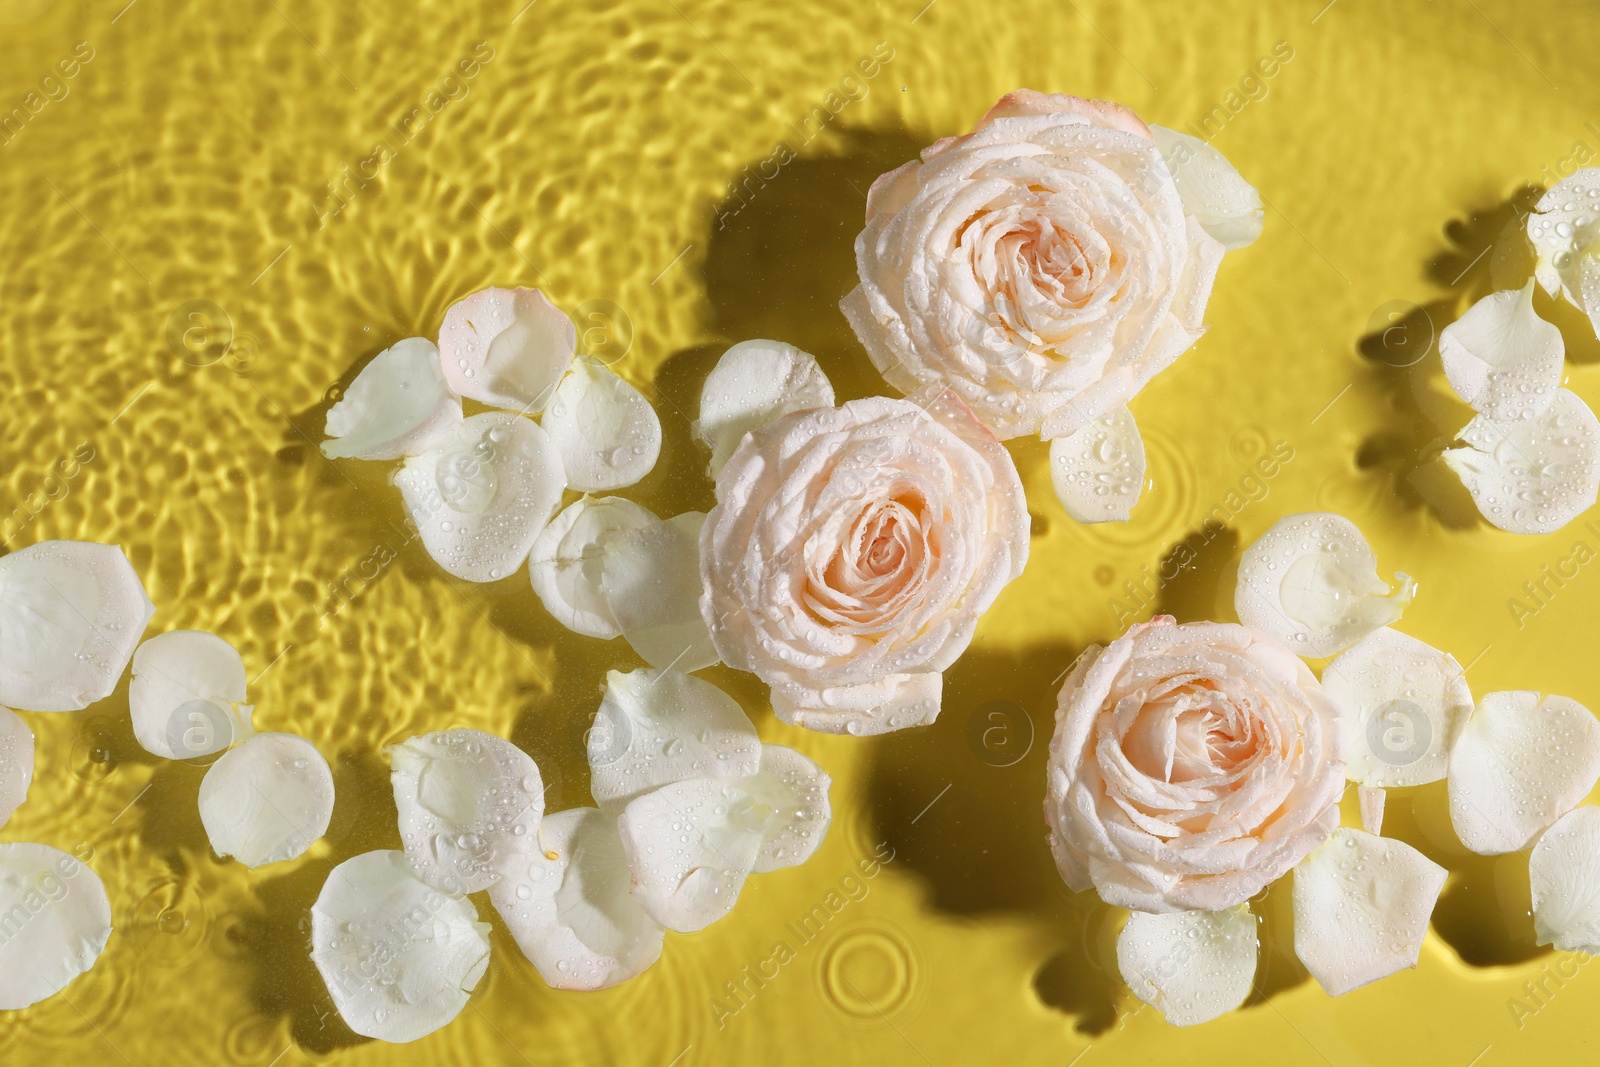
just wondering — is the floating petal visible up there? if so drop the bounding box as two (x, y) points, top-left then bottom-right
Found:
(696, 340), (834, 474)
(0, 540), (155, 712)
(1150, 126), (1264, 250)
(0, 843), (112, 1010)
(310, 850), (490, 1044)
(437, 287), (575, 413)
(198, 732), (335, 868)
(1528, 805), (1600, 953)
(1438, 283), (1564, 420)
(616, 778), (767, 933)
(395, 411), (566, 583)
(1117, 904), (1257, 1026)
(1235, 513), (1414, 657)
(542, 356), (662, 492)
(1292, 827), (1447, 997)
(1447, 690), (1600, 854)
(529, 496), (659, 639)
(601, 512), (719, 671)
(129, 630), (253, 759)
(321, 337), (463, 460)
(0, 706), (33, 828)
(741, 744), (832, 873)
(1442, 388), (1600, 535)
(1527, 168), (1600, 338)
(1358, 786), (1386, 836)
(1048, 405), (1145, 523)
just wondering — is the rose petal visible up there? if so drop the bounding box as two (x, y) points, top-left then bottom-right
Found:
(695, 340), (835, 474)
(1438, 283), (1565, 420)
(128, 630), (254, 760)
(437, 287), (575, 413)
(1447, 691), (1600, 855)
(1235, 513), (1414, 658)
(395, 411), (566, 583)
(0, 843), (112, 1010)
(1442, 388), (1600, 535)
(616, 778), (766, 933)
(488, 807), (664, 990)
(1292, 827), (1447, 997)
(1150, 126), (1264, 251)
(1358, 786), (1386, 836)
(1528, 805), (1600, 952)
(601, 512), (719, 672)
(769, 672), (943, 737)
(1048, 405), (1145, 523)
(310, 850), (490, 1044)
(529, 496), (659, 639)
(1321, 627), (1471, 787)
(1527, 168), (1600, 337)
(321, 337), (463, 460)
(388, 729), (546, 893)
(542, 356), (662, 492)
(741, 744), (832, 873)
(1116, 904), (1257, 1026)
(0, 540), (155, 713)
(198, 732), (335, 868)
(0, 705), (34, 828)
(586, 668), (761, 809)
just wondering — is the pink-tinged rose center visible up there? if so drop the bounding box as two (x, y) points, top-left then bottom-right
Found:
(806, 494), (933, 631)
(1121, 683), (1269, 787)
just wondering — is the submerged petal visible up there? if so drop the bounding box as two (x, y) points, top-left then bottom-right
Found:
(0, 540), (155, 712)
(543, 356), (662, 492)
(1528, 805), (1600, 953)
(129, 630), (253, 760)
(1438, 283), (1564, 420)
(1150, 126), (1264, 250)
(199, 732), (335, 868)
(0, 843), (112, 1010)
(1235, 513), (1414, 657)
(616, 778), (767, 933)
(437, 287), (575, 413)
(741, 744), (832, 873)
(601, 512), (719, 671)
(310, 850), (491, 1044)
(529, 496), (659, 639)
(696, 340), (835, 474)
(1117, 904), (1257, 1026)
(1442, 388), (1600, 535)
(0, 706), (34, 828)
(322, 337), (463, 460)
(1048, 405), (1146, 523)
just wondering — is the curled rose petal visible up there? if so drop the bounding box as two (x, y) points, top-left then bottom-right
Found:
(1447, 691), (1600, 855)
(1358, 786), (1386, 836)
(1116, 904), (1257, 1026)
(310, 850), (491, 1044)
(542, 356), (662, 492)
(616, 778), (767, 933)
(1320, 627), (1471, 788)
(1438, 283), (1564, 420)
(1292, 827), (1446, 997)
(437, 287), (575, 413)
(0, 540), (155, 712)
(489, 806), (664, 991)
(0, 843), (112, 1010)
(602, 512), (720, 672)
(0, 705), (34, 828)
(741, 744), (832, 873)
(129, 630), (253, 760)
(1527, 168), (1600, 338)
(695, 339), (835, 474)
(529, 496), (659, 639)
(1441, 388), (1600, 535)
(395, 411), (566, 583)
(1528, 805), (1600, 953)
(586, 668), (762, 809)
(199, 732), (335, 868)
(321, 337), (462, 460)
(1048, 405), (1145, 523)
(1235, 513), (1414, 658)
(1150, 126), (1264, 251)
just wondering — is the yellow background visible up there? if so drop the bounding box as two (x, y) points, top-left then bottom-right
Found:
(0, 0), (1595, 1063)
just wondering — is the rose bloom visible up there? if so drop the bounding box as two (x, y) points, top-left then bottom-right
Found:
(699, 392), (1028, 736)
(841, 89), (1225, 441)
(1045, 616), (1344, 912)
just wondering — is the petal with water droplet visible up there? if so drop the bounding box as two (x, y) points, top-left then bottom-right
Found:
(395, 411), (566, 583)
(529, 496), (659, 639)
(1117, 904), (1257, 1026)
(1447, 690), (1600, 855)
(601, 512), (720, 671)
(1235, 513), (1414, 658)
(1150, 126), (1263, 251)
(437, 287), (575, 413)
(696, 340), (835, 474)
(1292, 827), (1446, 997)
(740, 744), (832, 873)
(321, 337), (463, 460)
(543, 356), (662, 492)
(489, 807), (664, 991)
(0, 540), (155, 712)
(0, 706), (33, 828)
(310, 850), (491, 1044)
(0, 843), (112, 1011)
(1529, 805), (1600, 953)
(199, 732), (334, 868)
(1442, 388), (1600, 535)
(1048, 405), (1145, 523)
(1359, 786), (1386, 836)
(616, 778), (766, 933)
(129, 630), (254, 760)
(1527, 168), (1600, 337)
(1439, 283), (1564, 420)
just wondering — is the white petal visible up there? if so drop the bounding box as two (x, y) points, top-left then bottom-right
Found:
(0, 540), (155, 712)
(198, 732), (334, 867)
(1150, 126), (1264, 251)
(395, 412), (566, 583)
(488, 807), (664, 991)
(1439, 283), (1565, 420)
(1359, 786), (1386, 836)
(529, 496), (659, 639)
(1528, 805), (1600, 952)
(741, 744), (832, 873)
(310, 850), (490, 1044)
(1442, 388), (1600, 535)
(616, 778), (766, 933)
(1117, 904), (1257, 1026)
(1321, 627), (1472, 787)
(128, 630), (253, 760)
(696, 340), (835, 474)
(542, 356), (662, 492)
(1292, 827), (1447, 997)
(601, 511), (719, 671)
(0, 705), (34, 827)
(1048, 406), (1145, 523)
(0, 843), (111, 1010)
(321, 337), (463, 460)
(1235, 513), (1415, 658)
(437, 287), (575, 413)
(388, 729), (545, 894)
(1527, 168), (1600, 336)
(1447, 691), (1600, 854)
(587, 668), (762, 808)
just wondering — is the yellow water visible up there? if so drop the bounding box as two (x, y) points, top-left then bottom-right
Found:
(0, 0), (1595, 1063)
